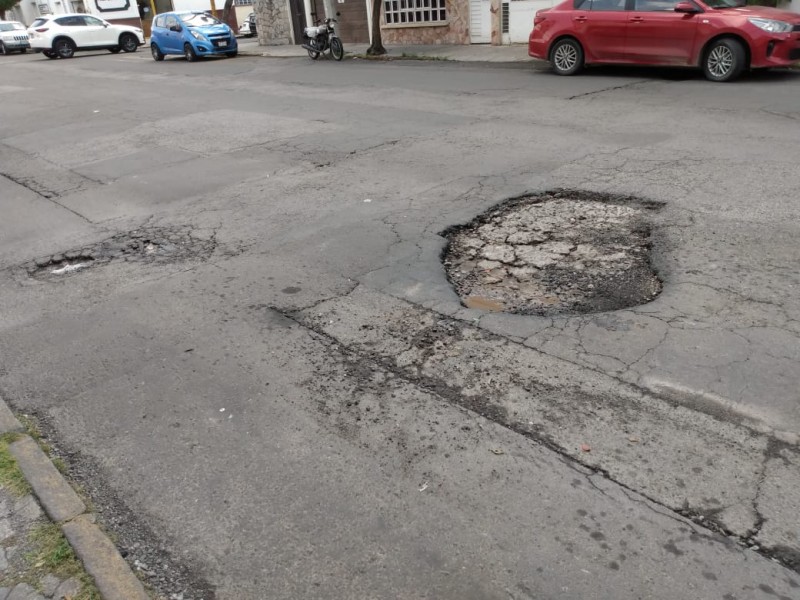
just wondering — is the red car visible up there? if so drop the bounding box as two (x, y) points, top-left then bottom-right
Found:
(529, 0), (800, 81)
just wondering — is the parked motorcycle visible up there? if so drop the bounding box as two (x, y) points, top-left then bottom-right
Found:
(301, 18), (343, 61)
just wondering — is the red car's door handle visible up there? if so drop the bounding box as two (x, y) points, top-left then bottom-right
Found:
(629, 16), (644, 22)
(573, 15), (587, 22)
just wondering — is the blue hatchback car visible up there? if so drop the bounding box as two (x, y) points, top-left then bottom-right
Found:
(150, 11), (237, 61)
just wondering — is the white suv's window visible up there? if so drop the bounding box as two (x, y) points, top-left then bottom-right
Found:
(83, 16), (106, 26)
(30, 18), (49, 27)
(55, 16), (87, 26)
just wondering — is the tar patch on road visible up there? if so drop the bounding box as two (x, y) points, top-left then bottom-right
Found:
(442, 190), (664, 315)
(22, 227), (216, 281)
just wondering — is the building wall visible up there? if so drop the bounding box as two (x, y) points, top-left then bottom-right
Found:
(380, 0), (469, 44)
(508, 0), (553, 43)
(6, 1), (40, 26)
(5, 0), (142, 25)
(234, 4), (252, 25)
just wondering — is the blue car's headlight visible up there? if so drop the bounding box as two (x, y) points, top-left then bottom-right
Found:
(190, 30), (205, 41)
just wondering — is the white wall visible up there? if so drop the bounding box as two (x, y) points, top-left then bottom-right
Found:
(6, 1), (40, 25)
(171, 0), (213, 11)
(509, 0), (554, 44)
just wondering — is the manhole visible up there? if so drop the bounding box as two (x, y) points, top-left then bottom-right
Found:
(24, 227), (216, 280)
(442, 190), (663, 315)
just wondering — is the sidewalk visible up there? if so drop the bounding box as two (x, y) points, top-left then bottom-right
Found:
(236, 38), (530, 62)
(1, 401), (148, 600)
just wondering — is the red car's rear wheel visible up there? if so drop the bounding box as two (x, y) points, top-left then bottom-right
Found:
(550, 38), (583, 76)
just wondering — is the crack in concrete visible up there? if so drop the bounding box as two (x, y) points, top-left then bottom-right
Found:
(566, 80), (652, 100)
(269, 302), (799, 573)
(0, 171), (94, 225)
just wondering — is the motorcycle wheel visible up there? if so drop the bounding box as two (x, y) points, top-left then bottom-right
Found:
(330, 37), (343, 61)
(307, 48), (320, 60)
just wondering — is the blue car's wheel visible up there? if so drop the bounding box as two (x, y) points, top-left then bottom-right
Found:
(184, 43), (197, 62)
(151, 43), (164, 61)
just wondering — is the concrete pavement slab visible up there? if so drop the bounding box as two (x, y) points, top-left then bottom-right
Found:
(2, 49), (800, 598)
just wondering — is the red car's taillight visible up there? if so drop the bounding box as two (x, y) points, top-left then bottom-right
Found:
(534, 14), (546, 26)
(35, 27), (48, 32)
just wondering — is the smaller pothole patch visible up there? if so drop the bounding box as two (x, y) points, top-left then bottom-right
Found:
(24, 227), (216, 281)
(442, 190), (663, 315)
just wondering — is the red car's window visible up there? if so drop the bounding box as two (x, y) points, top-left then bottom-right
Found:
(634, 0), (679, 10)
(590, 0), (628, 10)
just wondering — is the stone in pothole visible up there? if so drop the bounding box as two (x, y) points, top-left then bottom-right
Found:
(442, 190), (663, 315)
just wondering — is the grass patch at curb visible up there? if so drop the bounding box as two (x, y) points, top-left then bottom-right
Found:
(0, 434), (31, 497)
(24, 523), (101, 600)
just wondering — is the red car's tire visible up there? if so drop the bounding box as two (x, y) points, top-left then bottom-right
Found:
(703, 38), (746, 82)
(550, 38), (583, 76)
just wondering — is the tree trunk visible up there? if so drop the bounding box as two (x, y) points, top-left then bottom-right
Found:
(222, 0), (235, 26)
(366, 0), (385, 55)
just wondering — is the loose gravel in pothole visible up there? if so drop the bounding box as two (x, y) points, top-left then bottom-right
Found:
(23, 227), (216, 281)
(442, 191), (663, 315)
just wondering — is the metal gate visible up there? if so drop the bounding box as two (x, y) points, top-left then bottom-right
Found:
(469, 0), (491, 43)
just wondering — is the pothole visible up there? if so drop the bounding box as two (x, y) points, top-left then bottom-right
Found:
(442, 190), (663, 315)
(23, 227), (216, 280)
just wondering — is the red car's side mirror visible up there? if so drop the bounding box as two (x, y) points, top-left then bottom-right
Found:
(674, 1), (698, 12)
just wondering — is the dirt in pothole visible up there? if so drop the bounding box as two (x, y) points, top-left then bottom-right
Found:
(23, 227), (216, 281)
(442, 190), (663, 315)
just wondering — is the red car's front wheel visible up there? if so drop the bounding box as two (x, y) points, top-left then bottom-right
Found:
(703, 38), (746, 82)
(550, 38), (584, 76)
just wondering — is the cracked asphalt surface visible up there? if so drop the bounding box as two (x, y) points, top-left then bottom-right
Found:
(1, 50), (799, 598)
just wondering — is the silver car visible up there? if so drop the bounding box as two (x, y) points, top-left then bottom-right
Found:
(0, 20), (30, 55)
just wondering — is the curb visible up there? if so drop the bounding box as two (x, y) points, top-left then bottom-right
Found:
(235, 48), (528, 63)
(0, 399), (149, 600)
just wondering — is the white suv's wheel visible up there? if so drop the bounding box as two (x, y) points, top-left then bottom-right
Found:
(120, 33), (138, 53)
(54, 38), (75, 59)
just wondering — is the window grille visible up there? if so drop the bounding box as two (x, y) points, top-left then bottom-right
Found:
(384, 0), (447, 25)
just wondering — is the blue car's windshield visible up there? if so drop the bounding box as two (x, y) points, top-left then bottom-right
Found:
(180, 12), (221, 26)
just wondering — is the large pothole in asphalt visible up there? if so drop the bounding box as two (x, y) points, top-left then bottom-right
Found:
(442, 190), (663, 315)
(23, 227), (216, 281)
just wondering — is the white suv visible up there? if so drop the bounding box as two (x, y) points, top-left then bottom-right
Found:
(28, 13), (144, 59)
(0, 20), (30, 55)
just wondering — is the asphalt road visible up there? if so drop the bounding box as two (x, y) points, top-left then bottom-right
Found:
(1, 49), (799, 599)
